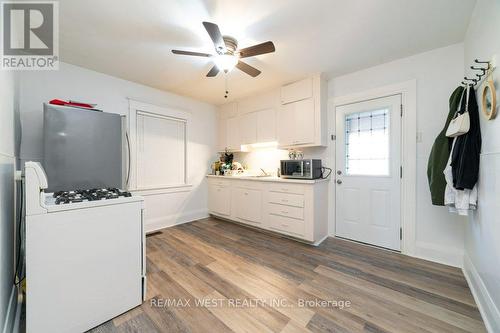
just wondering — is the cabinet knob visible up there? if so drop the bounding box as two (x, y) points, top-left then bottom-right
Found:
(336, 179), (342, 185)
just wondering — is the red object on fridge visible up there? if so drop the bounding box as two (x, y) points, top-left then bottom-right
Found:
(49, 99), (95, 109)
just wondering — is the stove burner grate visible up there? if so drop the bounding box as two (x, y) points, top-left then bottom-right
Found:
(53, 188), (132, 205)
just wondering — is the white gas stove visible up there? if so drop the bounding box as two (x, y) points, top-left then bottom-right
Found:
(25, 162), (146, 333)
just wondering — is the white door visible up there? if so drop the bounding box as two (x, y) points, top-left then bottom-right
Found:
(335, 94), (402, 251)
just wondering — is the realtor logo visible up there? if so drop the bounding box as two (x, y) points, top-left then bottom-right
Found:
(1, 1), (58, 70)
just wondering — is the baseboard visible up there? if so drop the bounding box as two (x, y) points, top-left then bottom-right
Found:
(145, 209), (209, 233)
(463, 253), (500, 333)
(414, 241), (464, 268)
(2, 286), (17, 333)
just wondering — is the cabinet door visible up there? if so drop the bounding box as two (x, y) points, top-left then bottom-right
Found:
(281, 78), (313, 104)
(257, 109), (276, 143)
(239, 113), (257, 145)
(226, 117), (240, 151)
(208, 185), (231, 216)
(234, 188), (262, 224)
(293, 98), (315, 145)
(217, 117), (227, 152)
(277, 103), (295, 146)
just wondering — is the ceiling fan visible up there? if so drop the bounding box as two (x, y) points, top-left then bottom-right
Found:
(171, 22), (275, 78)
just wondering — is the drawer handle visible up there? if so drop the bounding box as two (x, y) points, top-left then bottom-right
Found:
(281, 199), (289, 202)
(244, 192), (249, 195)
(281, 211), (289, 214)
(281, 188), (289, 192)
(281, 224), (289, 227)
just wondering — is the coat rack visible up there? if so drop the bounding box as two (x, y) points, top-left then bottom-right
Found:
(462, 59), (491, 86)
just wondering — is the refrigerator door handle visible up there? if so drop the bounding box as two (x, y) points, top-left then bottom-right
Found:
(126, 132), (131, 189)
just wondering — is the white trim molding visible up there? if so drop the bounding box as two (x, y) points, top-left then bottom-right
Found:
(330, 79), (417, 256)
(145, 209), (209, 233)
(463, 253), (500, 333)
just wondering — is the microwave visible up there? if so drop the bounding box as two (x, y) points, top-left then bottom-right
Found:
(280, 159), (322, 179)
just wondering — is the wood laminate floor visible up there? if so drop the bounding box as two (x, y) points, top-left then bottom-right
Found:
(89, 218), (485, 333)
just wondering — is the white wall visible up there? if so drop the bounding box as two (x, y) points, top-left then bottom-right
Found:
(328, 43), (466, 266)
(18, 62), (218, 231)
(462, 0), (500, 331)
(0, 71), (17, 332)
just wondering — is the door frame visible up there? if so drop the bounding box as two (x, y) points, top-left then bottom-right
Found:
(329, 80), (416, 256)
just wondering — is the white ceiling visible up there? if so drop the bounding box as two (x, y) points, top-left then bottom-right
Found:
(59, 0), (476, 105)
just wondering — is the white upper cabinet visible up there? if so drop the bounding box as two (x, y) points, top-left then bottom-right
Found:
(217, 102), (240, 152)
(256, 108), (276, 143)
(280, 78), (313, 104)
(217, 74), (325, 150)
(239, 112), (257, 144)
(277, 74), (327, 148)
(217, 116), (227, 152)
(277, 103), (295, 146)
(226, 117), (241, 151)
(219, 102), (238, 119)
(277, 99), (314, 146)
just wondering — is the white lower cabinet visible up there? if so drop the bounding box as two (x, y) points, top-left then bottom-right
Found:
(208, 181), (231, 217)
(234, 184), (262, 225)
(207, 177), (328, 245)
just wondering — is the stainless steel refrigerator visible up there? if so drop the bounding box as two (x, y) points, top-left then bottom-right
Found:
(43, 103), (125, 192)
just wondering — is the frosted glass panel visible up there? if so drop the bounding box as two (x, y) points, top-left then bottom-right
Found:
(345, 109), (389, 176)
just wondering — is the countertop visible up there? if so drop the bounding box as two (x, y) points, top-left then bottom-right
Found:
(206, 175), (329, 184)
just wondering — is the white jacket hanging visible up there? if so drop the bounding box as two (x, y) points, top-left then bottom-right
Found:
(443, 138), (477, 215)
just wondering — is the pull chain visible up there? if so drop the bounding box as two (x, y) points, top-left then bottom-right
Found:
(224, 73), (229, 99)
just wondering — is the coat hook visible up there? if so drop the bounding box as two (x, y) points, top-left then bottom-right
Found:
(464, 76), (478, 85)
(471, 65), (487, 75)
(474, 59), (490, 69)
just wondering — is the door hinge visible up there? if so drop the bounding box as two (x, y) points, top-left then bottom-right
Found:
(400, 166), (403, 178)
(331, 134), (336, 141)
(400, 228), (402, 240)
(400, 104), (403, 117)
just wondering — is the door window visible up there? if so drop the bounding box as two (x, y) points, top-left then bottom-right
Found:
(345, 108), (390, 176)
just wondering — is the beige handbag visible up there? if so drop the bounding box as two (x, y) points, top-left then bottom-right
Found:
(446, 86), (470, 138)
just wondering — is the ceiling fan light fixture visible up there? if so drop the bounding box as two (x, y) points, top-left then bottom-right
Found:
(214, 54), (238, 71)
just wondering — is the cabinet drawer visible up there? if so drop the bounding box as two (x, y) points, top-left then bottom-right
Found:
(268, 183), (305, 195)
(268, 203), (304, 220)
(268, 192), (304, 208)
(208, 178), (232, 187)
(269, 214), (305, 236)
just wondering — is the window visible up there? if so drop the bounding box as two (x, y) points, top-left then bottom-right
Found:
(345, 108), (390, 176)
(128, 100), (191, 192)
(136, 112), (186, 189)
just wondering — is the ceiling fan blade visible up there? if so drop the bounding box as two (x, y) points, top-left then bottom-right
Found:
(238, 41), (275, 58)
(172, 50), (212, 57)
(202, 22), (226, 54)
(236, 61), (261, 77)
(206, 65), (220, 77)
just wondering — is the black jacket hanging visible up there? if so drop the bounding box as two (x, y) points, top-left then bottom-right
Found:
(451, 86), (481, 190)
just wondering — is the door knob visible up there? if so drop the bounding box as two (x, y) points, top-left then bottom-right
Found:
(336, 179), (342, 185)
